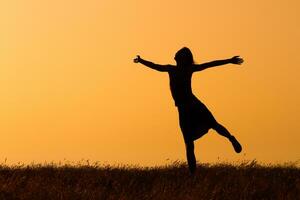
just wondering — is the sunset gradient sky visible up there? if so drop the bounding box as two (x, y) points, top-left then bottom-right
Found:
(0, 0), (299, 165)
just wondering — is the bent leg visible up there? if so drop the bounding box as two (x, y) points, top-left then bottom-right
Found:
(212, 123), (242, 153)
(185, 140), (196, 174)
(213, 123), (232, 138)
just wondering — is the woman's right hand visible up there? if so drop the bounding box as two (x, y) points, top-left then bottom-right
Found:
(133, 55), (141, 63)
(230, 56), (244, 65)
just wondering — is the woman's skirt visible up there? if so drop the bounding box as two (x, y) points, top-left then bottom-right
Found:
(177, 99), (217, 142)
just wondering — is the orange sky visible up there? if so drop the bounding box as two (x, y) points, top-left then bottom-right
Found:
(0, 0), (299, 165)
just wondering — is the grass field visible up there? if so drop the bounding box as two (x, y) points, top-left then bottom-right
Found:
(0, 161), (299, 200)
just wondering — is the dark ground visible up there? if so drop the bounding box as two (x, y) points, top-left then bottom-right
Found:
(0, 161), (299, 200)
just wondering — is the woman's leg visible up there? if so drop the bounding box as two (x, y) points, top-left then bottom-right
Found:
(185, 140), (196, 174)
(178, 107), (197, 174)
(212, 123), (242, 153)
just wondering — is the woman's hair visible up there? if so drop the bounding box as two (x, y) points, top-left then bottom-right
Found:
(174, 47), (194, 66)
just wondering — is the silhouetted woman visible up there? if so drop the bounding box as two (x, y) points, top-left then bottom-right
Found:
(134, 47), (243, 174)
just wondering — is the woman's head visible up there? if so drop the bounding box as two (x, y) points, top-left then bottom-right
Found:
(174, 47), (194, 66)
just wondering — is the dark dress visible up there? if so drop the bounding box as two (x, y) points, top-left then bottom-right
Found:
(168, 68), (217, 142)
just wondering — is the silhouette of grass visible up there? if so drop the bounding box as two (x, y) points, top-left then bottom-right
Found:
(0, 160), (299, 200)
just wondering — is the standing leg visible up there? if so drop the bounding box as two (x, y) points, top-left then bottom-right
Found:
(212, 123), (242, 153)
(185, 140), (196, 174)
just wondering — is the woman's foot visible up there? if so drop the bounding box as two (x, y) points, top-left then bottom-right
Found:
(229, 136), (242, 153)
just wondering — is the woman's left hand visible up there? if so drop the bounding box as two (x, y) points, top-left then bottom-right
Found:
(134, 55), (141, 63)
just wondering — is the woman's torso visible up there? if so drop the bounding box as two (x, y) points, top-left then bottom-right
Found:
(168, 68), (197, 106)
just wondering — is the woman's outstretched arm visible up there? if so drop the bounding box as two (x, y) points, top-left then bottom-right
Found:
(134, 55), (174, 72)
(193, 56), (243, 72)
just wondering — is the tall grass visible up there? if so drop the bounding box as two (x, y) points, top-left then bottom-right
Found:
(0, 160), (299, 200)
